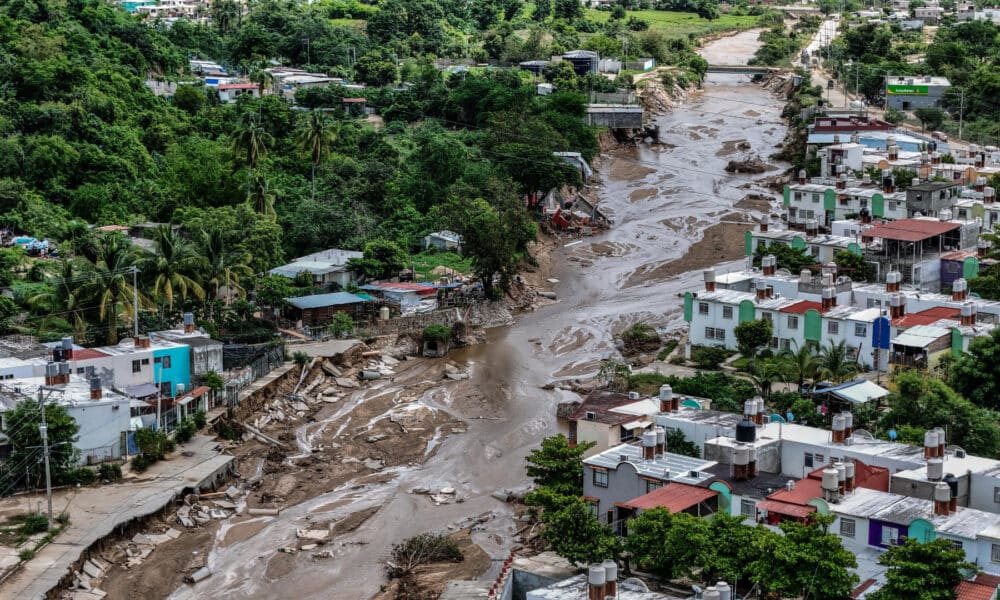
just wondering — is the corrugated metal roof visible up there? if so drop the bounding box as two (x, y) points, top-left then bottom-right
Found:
(824, 380), (890, 404)
(756, 499), (815, 518)
(584, 443), (717, 483)
(865, 218), (961, 242)
(623, 482), (718, 512)
(892, 324), (951, 348)
(285, 292), (367, 310)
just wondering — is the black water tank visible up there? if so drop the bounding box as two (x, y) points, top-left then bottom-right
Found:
(944, 473), (959, 498)
(736, 419), (757, 443)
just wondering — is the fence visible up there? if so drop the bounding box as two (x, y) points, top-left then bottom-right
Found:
(222, 343), (286, 407)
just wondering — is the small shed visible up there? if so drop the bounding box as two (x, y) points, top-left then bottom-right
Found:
(285, 292), (368, 327)
(422, 230), (463, 253)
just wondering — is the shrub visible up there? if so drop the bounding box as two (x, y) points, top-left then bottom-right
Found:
(215, 420), (241, 441)
(61, 467), (97, 486)
(193, 410), (207, 430)
(386, 533), (463, 578)
(21, 514), (49, 535)
(422, 324), (452, 343)
(174, 418), (197, 444)
(327, 312), (355, 338)
(131, 454), (152, 473)
(691, 346), (730, 370)
(18, 548), (35, 561)
(657, 340), (679, 361)
(622, 323), (658, 348)
(201, 371), (224, 392)
(292, 351), (311, 366)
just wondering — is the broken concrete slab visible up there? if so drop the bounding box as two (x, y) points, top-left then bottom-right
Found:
(225, 485), (240, 500)
(336, 377), (359, 389)
(82, 560), (103, 579)
(212, 500), (237, 510)
(209, 509), (228, 520)
(446, 372), (469, 380)
(131, 533), (153, 546)
(296, 529), (328, 541)
(322, 396), (340, 403)
(410, 486), (430, 495)
(291, 402), (309, 412)
(71, 590), (107, 600)
(440, 487), (456, 495)
(321, 361), (342, 377)
(362, 458), (385, 470)
(365, 434), (388, 443)
(300, 543), (318, 551)
(179, 516), (195, 528)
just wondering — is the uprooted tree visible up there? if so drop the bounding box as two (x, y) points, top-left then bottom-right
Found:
(385, 532), (463, 578)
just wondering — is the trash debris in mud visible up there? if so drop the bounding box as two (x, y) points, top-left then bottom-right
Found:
(725, 155), (778, 174)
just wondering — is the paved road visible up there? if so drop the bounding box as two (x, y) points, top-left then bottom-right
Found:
(0, 435), (233, 599)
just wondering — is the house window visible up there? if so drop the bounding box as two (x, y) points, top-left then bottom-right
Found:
(993, 486), (1000, 503)
(946, 262), (959, 274)
(762, 312), (772, 322)
(889, 201), (898, 211)
(781, 338), (792, 350)
(142, 358), (150, 365)
(812, 194), (820, 203)
(76, 368), (85, 374)
(770, 337), (779, 348)
(827, 322), (839, 335)
(951, 540), (964, 551)
(881, 526), (900, 546)
(815, 453), (824, 464)
(723, 306), (733, 319)
(788, 315), (799, 329)
(699, 302), (709, 315)
(740, 499), (757, 517)
(854, 323), (867, 337)
(593, 469), (608, 488)
(646, 479), (662, 494)
(587, 499), (600, 517)
(993, 544), (1000, 563)
(132, 360), (141, 373)
(840, 518), (856, 538)
(794, 192), (803, 201)
(160, 356), (171, 369)
(805, 452), (815, 468)
(705, 327), (726, 341)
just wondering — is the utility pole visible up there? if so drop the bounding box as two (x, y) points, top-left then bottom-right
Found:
(958, 89), (965, 141)
(132, 266), (140, 338)
(38, 389), (53, 529)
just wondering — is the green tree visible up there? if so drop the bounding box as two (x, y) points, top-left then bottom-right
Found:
(525, 434), (594, 497)
(355, 52), (398, 86)
(0, 296), (16, 334)
(553, 0), (583, 20)
(753, 243), (817, 273)
(1, 399), (80, 491)
(172, 84), (205, 114)
(947, 327), (1000, 409)
(328, 312), (355, 337)
(869, 538), (974, 600)
(914, 107), (945, 133)
(198, 228), (253, 303)
(833, 250), (874, 282)
(535, 494), (620, 565)
(230, 113), (274, 199)
(27, 259), (92, 339)
(884, 107), (906, 125)
(747, 356), (786, 398)
(532, 0), (552, 20)
(254, 275), (296, 310)
(626, 509), (709, 579)
(665, 429), (699, 458)
(779, 342), (821, 391)
(348, 238), (408, 281)
(296, 111), (340, 201)
(0, 248), (23, 287)
(701, 514), (779, 588)
(818, 339), (860, 383)
(83, 234), (151, 345)
(751, 515), (858, 600)
(141, 225), (205, 311)
(734, 319), (772, 358)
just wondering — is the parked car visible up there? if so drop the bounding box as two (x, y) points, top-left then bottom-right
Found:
(932, 131), (948, 142)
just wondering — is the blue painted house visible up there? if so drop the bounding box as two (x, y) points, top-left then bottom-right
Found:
(149, 334), (191, 398)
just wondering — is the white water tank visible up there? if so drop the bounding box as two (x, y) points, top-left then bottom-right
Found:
(934, 481), (952, 503)
(659, 384), (673, 401)
(642, 431), (657, 448)
(703, 587), (721, 600)
(835, 462), (846, 482)
(733, 444), (750, 466)
(655, 427), (665, 447)
(754, 396), (765, 415)
(822, 468), (840, 492)
(832, 414), (846, 434)
(717, 582), (732, 600)
(602, 559), (618, 583)
(927, 458), (944, 481)
(842, 412), (853, 431)
(588, 564), (606, 586)
(744, 399), (758, 416)
(845, 461), (855, 481)
(924, 429), (939, 450)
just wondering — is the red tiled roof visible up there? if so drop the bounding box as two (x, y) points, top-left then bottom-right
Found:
(803, 461), (890, 492)
(852, 579), (879, 599)
(756, 499), (815, 519)
(780, 300), (825, 315)
(767, 477), (823, 505)
(73, 348), (110, 360)
(178, 386), (211, 400)
(975, 574), (1000, 589)
(957, 581), (997, 600)
(623, 482), (717, 512)
(864, 219), (961, 242)
(342, 97), (366, 103)
(893, 306), (960, 328)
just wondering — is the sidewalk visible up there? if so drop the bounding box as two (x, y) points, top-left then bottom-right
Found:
(0, 435), (233, 600)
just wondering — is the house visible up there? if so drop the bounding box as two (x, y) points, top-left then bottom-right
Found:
(269, 248), (363, 288)
(422, 230), (463, 253)
(582, 440), (717, 529)
(217, 83), (260, 103)
(155, 314), (225, 384)
(561, 50), (599, 75)
(0, 375), (131, 464)
(359, 282), (438, 315)
(885, 75), (951, 111)
(284, 292), (369, 327)
(906, 181), (964, 217)
(914, 5), (944, 22)
(342, 97), (366, 116)
(566, 390), (662, 457)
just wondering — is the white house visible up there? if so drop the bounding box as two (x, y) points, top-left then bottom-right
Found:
(268, 248), (363, 288)
(217, 83), (260, 103)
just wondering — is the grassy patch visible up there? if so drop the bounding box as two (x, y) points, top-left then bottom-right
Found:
(585, 10), (760, 39)
(730, 356), (750, 371)
(657, 340), (679, 361)
(330, 18), (365, 27)
(410, 251), (473, 281)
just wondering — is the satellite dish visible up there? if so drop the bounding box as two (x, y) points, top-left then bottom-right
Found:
(888, 429), (898, 440)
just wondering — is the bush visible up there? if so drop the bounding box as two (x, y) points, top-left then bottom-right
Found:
(61, 467), (97, 486)
(215, 419), (242, 441)
(292, 351), (311, 366)
(201, 371), (224, 392)
(56, 512), (70, 526)
(193, 410), (207, 430)
(657, 340), (679, 361)
(21, 514), (49, 535)
(422, 324), (452, 343)
(387, 533), (463, 578)
(18, 548), (35, 561)
(622, 323), (659, 348)
(174, 418), (197, 444)
(692, 346), (730, 370)
(131, 454), (152, 472)
(327, 312), (355, 338)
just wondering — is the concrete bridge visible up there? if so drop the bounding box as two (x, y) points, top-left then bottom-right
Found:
(706, 65), (784, 76)
(585, 104), (644, 129)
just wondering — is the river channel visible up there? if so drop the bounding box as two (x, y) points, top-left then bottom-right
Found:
(168, 29), (788, 600)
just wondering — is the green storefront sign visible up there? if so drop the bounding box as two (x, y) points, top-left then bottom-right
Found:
(887, 84), (929, 95)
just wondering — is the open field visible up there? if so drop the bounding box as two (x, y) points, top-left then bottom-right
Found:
(585, 9), (761, 39)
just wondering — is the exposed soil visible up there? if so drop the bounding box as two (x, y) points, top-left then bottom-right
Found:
(609, 156), (656, 181)
(629, 188), (658, 203)
(717, 139), (752, 157)
(624, 215), (755, 287)
(100, 522), (217, 600)
(371, 529), (492, 600)
(734, 193), (776, 213)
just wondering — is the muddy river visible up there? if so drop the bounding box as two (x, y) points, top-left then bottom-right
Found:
(168, 31), (787, 600)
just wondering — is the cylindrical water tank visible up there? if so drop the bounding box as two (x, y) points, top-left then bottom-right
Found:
(800, 269), (812, 282)
(379, 306), (390, 321)
(61, 336), (73, 350)
(655, 427), (665, 446)
(944, 473), (959, 498)
(754, 396), (765, 415)
(842, 412), (853, 431)
(733, 445), (750, 466)
(887, 271), (901, 285)
(845, 462), (856, 480)
(822, 468), (840, 492)
(703, 588), (721, 600)
(832, 414), (846, 433)
(588, 565), (606, 586)
(659, 384), (673, 401)
(642, 431), (657, 448)
(704, 268), (716, 284)
(835, 462), (846, 482)
(602, 559), (618, 583)
(927, 458), (944, 481)
(717, 582), (732, 600)
(954, 279), (968, 293)
(736, 419), (757, 443)
(925, 429), (939, 449)
(934, 482), (952, 503)
(744, 399), (757, 416)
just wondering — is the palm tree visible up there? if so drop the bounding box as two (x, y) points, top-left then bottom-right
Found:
(248, 173), (277, 219)
(83, 234), (151, 345)
(249, 67), (274, 97)
(747, 357), (787, 399)
(27, 259), (92, 340)
(779, 342), (822, 391)
(141, 226), (205, 311)
(230, 112), (274, 198)
(818, 340), (861, 384)
(295, 111), (338, 200)
(198, 228), (253, 303)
